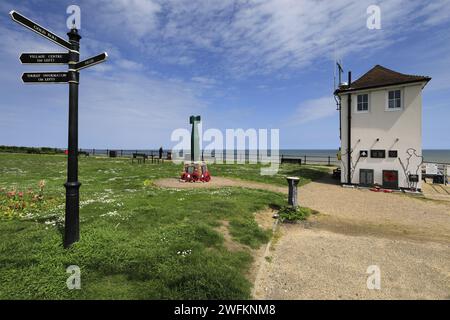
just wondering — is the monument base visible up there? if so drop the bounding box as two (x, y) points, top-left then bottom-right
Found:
(180, 161), (211, 183)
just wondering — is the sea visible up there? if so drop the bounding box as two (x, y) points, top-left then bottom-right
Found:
(279, 149), (450, 164)
(80, 148), (450, 164)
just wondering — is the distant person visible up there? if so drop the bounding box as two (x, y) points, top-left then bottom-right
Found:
(159, 146), (163, 159)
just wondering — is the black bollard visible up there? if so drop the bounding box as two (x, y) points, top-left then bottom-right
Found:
(286, 176), (300, 208)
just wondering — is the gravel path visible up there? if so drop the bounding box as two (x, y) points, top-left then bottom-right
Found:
(255, 224), (450, 299)
(256, 178), (450, 300)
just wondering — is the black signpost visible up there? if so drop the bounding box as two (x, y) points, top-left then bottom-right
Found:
(10, 10), (108, 248)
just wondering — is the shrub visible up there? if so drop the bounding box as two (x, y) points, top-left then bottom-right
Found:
(278, 206), (316, 223)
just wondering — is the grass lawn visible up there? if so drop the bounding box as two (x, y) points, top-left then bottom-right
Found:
(0, 153), (327, 299)
(209, 162), (330, 187)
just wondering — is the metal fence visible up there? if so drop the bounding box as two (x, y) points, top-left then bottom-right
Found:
(422, 162), (450, 185)
(78, 149), (339, 165)
(79, 149), (170, 158)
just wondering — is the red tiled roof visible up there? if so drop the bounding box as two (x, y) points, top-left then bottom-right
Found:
(335, 65), (431, 94)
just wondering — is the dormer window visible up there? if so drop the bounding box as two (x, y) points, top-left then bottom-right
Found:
(356, 94), (369, 112)
(387, 89), (402, 110)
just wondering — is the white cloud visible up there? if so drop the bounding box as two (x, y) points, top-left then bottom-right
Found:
(0, 10), (209, 148)
(94, 0), (161, 40)
(76, 70), (207, 147)
(115, 58), (144, 71)
(289, 96), (337, 125)
(85, 0), (450, 76)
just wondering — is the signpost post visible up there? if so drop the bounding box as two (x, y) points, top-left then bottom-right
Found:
(10, 10), (108, 248)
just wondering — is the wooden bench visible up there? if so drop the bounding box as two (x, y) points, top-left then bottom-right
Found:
(78, 151), (89, 157)
(280, 155), (302, 165)
(132, 153), (148, 164)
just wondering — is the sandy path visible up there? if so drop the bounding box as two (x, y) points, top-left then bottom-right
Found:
(298, 178), (450, 242)
(255, 223), (450, 299)
(256, 178), (450, 299)
(154, 177), (286, 194)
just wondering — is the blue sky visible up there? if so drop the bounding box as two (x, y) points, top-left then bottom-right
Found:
(0, 0), (449, 149)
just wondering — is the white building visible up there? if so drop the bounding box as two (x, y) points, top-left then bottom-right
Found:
(335, 65), (431, 190)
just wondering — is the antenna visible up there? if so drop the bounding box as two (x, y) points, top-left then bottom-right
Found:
(333, 43), (344, 90)
(337, 60), (344, 86)
(334, 60), (344, 110)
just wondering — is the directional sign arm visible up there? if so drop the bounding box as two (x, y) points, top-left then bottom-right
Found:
(73, 52), (108, 71)
(22, 72), (69, 84)
(20, 53), (69, 64)
(9, 10), (72, 51)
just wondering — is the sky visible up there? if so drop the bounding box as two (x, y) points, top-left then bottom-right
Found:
(0, 0), (449, 150)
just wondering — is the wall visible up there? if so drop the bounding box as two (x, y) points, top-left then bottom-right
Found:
(339, 82), (425, 189)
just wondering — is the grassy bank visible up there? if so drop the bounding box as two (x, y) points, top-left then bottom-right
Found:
(0, 153), (326, 299)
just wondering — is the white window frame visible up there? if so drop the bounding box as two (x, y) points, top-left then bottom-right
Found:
(354, 92), (370, 114)
(355, 93), (370, 113)
(385, 88), (403, 111)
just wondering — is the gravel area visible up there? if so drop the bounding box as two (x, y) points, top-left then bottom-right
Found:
(255, 178), (450, 300)
(255, 224), (450, 299)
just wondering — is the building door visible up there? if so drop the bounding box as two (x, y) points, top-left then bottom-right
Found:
(383, 170), (398, 189)
(360, 169), (374, 187)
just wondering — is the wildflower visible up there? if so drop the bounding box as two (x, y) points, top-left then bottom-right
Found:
(38, 179), (46, 188)
(18, 192), (24, 198)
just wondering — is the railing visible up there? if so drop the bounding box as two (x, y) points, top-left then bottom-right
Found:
(78, 149), (340, 165)
(79, 149), (170, 159)
(280, 154), (339, 165)
(421, 162), (450, 185)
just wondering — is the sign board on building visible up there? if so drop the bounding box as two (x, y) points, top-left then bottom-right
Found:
(425, 163), (438, 175)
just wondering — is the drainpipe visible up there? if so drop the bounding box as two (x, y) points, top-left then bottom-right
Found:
(347, 71), (352, 184)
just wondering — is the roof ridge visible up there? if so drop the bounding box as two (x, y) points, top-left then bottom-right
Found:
(335, 65), (431, 94)
(374, 64), (429, 79)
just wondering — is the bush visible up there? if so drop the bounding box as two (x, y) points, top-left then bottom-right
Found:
(278, 206), (317, 223)
(0, 145), (63, 154)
